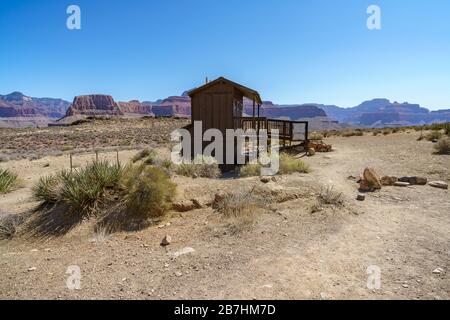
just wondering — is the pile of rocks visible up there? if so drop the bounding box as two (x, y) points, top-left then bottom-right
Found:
(358, 167), (448, 192)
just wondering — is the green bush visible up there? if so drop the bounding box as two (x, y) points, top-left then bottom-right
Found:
(0, 169), (19, 194)
(121, 165), (176, 217)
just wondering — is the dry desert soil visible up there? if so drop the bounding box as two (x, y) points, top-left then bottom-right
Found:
(0, 120), (449, 300)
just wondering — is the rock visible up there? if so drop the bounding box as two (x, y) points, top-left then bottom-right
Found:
(433, 268), (444, 274)
(307, 148), (316, 156)
(161, 235), (172, 246)
(394, 182), (410, 187)
(27, 267), (37, 272)
(66, 94), (123, 117)
(359, 180), (372, 192)
(212, 191), (230, 209)
(174, 271), (183, 277)
(356, 194), (365, 201)
(260, 177), (271, 183)
(428, 181), (448, 190)
(172, 247), (196, 258)
(172, 200), (196, 212)
(399, 176), (427, 185)
(381, 176), (398, 186)
(363, 168), (382, 189)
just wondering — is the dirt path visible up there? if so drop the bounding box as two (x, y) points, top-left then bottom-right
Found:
(0, 131), (449, 299)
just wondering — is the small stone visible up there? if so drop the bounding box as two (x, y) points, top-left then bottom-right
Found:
(402, 284), (409, 288)
(30, 249), (39, 252)
(433, 268), (444, 274)
(28, 267), (37, 272)
(174, 271), (183, 277)
(394, 181), (410, 187)
(161, 235), (172, 246)
(356, 194), (365, 201)
(429, 181), (448, 190)
(172, 247), (196, 258)
(260, 177), (271, 184)
(307, 148), (316, 157)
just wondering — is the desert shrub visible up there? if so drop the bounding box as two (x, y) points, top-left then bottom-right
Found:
(372, 130), (381, 136)
(309, 132), (324, 140)
(444, 123), (450, 136)
(279, 153), (311, 174)
(239, 163), (262, 177)
(382, 129), (391, 135)
(32, 161), (123, 216)
(434, 137), (450, 155)
(132, 149), (155, 163)
(215, 189), (263, 232)
(0, 169), (19, 194)
(318, 186), (343, 206)
(59, 161), (123, 215)
(426, 130), (442, 141)
(342, 129), (364, 137)
(121, 165), (176, 217)
(0, 213), (26, 240)
(175, 156), (221, 178)
(32, 174), (60, 204)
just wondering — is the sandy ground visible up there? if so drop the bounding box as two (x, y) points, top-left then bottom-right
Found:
(0, 130), (449, 300)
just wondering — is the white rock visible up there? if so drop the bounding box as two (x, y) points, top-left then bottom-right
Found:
(172, 247), (196, 258)
(433, 268), (444, 274)
(429, 181), (448, 190)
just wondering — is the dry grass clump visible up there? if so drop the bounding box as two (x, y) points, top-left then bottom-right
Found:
(175, 156), (221, 178)
(342, 129), (364, 137)
(426, 130), (443, 141)
(239, 163), (262, 177)
(239, 153), (310, 177)
(215, 188), (264, 233)
(279, 153), (311, 174)
(311, 186), (344, 213)
(0, 213), (27, 240)
(121, 165), (176, 217)
(309, 132), (324, 140)
(434, 137), (450, 155)
(0, 169), (19, 194)
(132, 149), (156, 164)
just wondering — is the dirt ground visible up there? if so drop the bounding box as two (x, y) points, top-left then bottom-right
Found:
(0, 128), (449, 300)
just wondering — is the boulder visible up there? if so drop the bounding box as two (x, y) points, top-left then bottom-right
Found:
(363, 168), (382, 189)
(428, 181), (448, 190)
(307, 148), (316, 156)
(381, 176), (398, 186)
(212, 191), (230, 209)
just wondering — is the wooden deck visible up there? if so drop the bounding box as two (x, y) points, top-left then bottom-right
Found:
(238, 117), (309, 147)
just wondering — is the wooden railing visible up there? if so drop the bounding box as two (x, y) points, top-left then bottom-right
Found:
(237, 117), (309, 142)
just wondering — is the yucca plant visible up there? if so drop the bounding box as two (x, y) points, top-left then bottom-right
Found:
(0, 169), (18, 194)
(32, 174), (61, 204)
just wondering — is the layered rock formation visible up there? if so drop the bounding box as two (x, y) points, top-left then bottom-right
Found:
(143, 96), (191, 118)
(243, 100), (327, 120)
(118, 100), (153, 115)
(66, 95), (123, 116)
(0, 92), (70, 118)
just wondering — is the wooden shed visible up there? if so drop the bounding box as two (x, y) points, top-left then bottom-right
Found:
(186, 77), (309, 169)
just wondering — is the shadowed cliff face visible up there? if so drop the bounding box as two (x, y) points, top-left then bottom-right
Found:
(66, 95), (123, 116)
(117, 100), (153, 115)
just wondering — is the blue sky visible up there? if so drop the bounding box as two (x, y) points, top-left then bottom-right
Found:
(0, 0), (449, 109)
